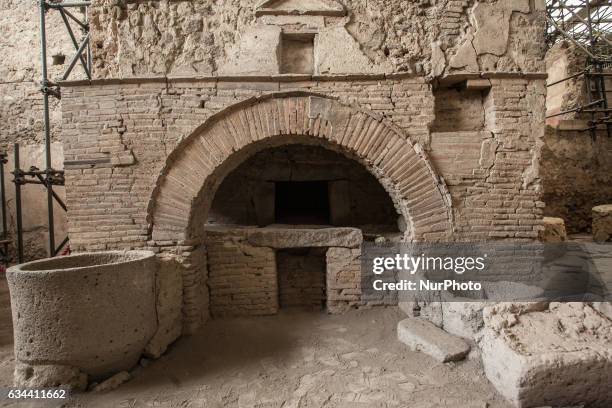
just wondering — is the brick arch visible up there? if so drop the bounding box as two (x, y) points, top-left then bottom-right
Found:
(148, 92), (452, 242)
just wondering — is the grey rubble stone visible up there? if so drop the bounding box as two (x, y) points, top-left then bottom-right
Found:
(397, 318), (470, 363)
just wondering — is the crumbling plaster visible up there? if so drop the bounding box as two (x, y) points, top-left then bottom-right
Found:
(88, 0), (546, 79)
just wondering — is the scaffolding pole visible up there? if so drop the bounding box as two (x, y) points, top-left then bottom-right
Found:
(546, 0), (612, 137)
(0, 153), (9, 266)
(11, 0), (91, 263)
(39, 0), (56, 256)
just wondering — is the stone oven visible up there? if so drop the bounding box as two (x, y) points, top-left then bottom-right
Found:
(204, 144), (400, 316)
(58, 0), (546, 357)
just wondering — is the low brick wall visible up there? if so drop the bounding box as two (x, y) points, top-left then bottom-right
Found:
(204, 226), (365, 316)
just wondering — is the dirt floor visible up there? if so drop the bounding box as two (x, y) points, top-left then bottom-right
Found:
(0, 299), (512, 408)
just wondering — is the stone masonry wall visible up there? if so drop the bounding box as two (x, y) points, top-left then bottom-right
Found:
(545, 41), (612, 125)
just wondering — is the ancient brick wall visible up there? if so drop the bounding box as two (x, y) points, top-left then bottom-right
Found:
(203, 226), (364, 317)
(445, 77), (546, 240)
(61, 76), (433, 251)
(0, 0), (547, 263)
(61, 75), (545, 251)
(206, 229), (278, 317)
(277, 248), (327, 309)
(60, 74), (545, 330)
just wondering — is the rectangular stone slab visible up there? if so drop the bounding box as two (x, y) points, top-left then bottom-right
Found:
(245, 226), (362, 248)
(397, 318), (470, 363)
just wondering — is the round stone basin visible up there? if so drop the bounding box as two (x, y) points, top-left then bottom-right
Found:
(6, 251), (157, 380)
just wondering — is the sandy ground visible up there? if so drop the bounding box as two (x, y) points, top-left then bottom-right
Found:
(0, 304), (511, 408)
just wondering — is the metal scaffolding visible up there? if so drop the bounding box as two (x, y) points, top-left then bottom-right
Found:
(545, 0), (612, 136)
(11, 0), (91, 263)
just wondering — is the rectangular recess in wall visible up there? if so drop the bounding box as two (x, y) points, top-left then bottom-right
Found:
(275, 181), (329, 225)
(280, 33), (315, 74)
(277, 248), (327, 310)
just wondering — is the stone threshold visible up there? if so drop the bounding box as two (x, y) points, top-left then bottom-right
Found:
(59, 71), (548, 87)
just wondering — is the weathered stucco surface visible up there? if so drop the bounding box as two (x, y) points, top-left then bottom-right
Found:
(89, 0), (546, 79)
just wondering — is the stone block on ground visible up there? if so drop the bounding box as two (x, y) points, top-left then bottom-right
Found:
(397, 318), (470, 363)
(539, 217), (567, 242)
(480, 302), (612, 408)
(592, 205), (612, 242)
(91, 371), (131, 392)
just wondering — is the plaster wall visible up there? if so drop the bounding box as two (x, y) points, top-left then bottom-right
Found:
(88, 0), (546, 79)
